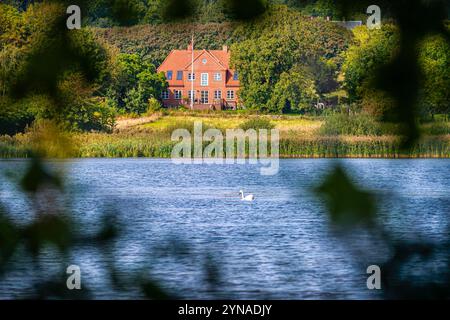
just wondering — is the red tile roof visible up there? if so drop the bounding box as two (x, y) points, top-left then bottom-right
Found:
(159, 49), (231, 71)
(158, 48), (239, 87)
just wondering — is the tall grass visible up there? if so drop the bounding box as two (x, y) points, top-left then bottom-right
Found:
(2, 132), (450, 159)
(320, 113), (384, 136)
(2, 114), (450, 159)
(239, 118), (275, 131)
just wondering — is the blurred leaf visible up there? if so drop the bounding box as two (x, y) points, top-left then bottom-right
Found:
(140, 278), (171, 300)
(26, 120), (78, 158)
(315, 165), (376, 226)
(223, 0), (268, 20)
(381, 242), (450, 299)
(373, 0), (450, 148)
(0, 206), (20, 269)
(96, 211), (119, 242)
(110, 0), (145, 25)
(162, 0), (196, 21)
(203, 253), (221, 291)
(20, 157), (62, 193)
(10, 2), (105, 104)
(33, 276), (91, 299)
(22, 214), (72, 255)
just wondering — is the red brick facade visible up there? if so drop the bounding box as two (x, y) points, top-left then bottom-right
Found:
(157, 44), (240, 110)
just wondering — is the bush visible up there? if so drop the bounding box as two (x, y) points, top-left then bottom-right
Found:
(0, 98), (35, 135)
(84, 99), (117, 132)
(145, 97), (162, 115)
(320, 113), (383, 136)
(239, 118), (275, 131)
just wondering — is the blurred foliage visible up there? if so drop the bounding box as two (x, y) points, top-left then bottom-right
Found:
(0, 2), (117, 133)
(0, 155), (185, 298)
(162, 0), (197, 21)
(342, 23), (450, 124)
(0, 0), (449, 300)
(372, 0), (449, 148)
(313, 0), (449, 299)
(341, 25), (400, 106)
(417, 34), (450, 117)
(315, 164), (449, 298)
(222, 0), (268, 20)
(7, 0), (436, 26)
(315, 165), (376, 226)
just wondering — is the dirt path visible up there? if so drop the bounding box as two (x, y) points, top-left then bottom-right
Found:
(114, 114), (162, 131)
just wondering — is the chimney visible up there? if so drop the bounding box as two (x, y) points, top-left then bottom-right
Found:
(223, 45), (228, 52)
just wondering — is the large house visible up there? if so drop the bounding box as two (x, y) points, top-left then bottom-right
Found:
(157, 44), (240, 110)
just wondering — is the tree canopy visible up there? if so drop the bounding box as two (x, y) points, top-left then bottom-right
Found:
(231, 6), (350, 113)
(108, 53), (167, 114)
(342, 24), (450, 118)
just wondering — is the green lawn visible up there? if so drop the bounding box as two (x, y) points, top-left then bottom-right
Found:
(137, 113), (322, 137)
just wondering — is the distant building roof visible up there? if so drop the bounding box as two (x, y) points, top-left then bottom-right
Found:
(158, 45), (238, 87)
(158, 45), (232, 71)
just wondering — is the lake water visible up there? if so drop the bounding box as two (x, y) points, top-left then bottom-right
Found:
(0, 159), (449, 299)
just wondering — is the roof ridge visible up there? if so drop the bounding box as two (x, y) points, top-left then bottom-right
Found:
(205, 49), (227, 69)
(183, 49), (226, 70)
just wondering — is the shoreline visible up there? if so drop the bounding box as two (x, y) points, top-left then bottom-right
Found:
(2, 155), (450, 160)
(2, 114), (450, 159)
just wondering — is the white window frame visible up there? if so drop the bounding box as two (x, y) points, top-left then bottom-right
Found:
(174, 90), (182, 99)
(214, 90), (222, 100)
(188, 90), (195, 100)
(214, 73), (222, 81)
(188, 73), (195, 81)
(226, 90), (235, 100)
(200, 90), (209, 104)
(200, 73), (209, 86)
(162, 90), (170, 100)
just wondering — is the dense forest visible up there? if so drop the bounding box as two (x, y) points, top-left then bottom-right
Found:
(2, 0), (397, 25)
(0, 1), (449, 135)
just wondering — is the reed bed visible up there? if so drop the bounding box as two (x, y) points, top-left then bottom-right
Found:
(2, 115), (450, 159)
(2, 132), (450, 159)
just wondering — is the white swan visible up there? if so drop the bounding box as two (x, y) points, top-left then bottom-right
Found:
(239, 190), (254, 201)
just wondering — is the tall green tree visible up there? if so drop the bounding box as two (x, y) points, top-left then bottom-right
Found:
(231, 5), (350, 113)
(108, 53), (167, 114)
(0, 2), (116, 133)
(342, 24), (450, 118)
(418, 34), (450, 116)
(341, 24), (399, 104)
(267, 66), (318, 113)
